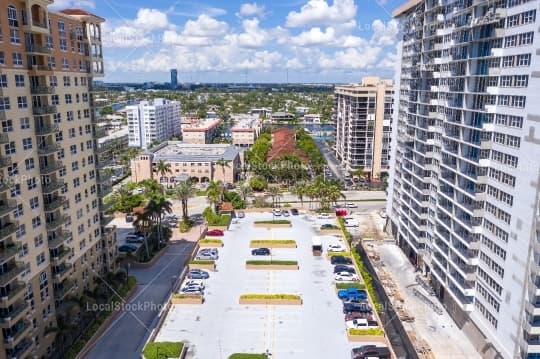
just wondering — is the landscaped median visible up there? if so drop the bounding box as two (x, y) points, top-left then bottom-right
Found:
(249, 239), (297, 248)
(239, 294), (302, 305)
(245, 260), (299, 270)
(188, 260), (216, 271)
(347, 327), (386, 343)
(253, 219), (292, 228)
(229, 354), (267, 359)
(335, 282), (366, 290)
(326, 251), (351, 258)
(199, 238), (224, 247)
(170, 293), (204, 304)
(143, 341), (185, 359)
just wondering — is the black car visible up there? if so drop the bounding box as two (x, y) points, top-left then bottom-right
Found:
(351, 346), (391, 359)
(290, 208), (299, 216)
(333, 265), (356, 274)
(343, 302), (372, 314)
(331, 255), (353, 265)
(251, 248), (271, 256)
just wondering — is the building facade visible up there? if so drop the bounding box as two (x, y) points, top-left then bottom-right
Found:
(170, 68), (178, 89)
(388, 1), (540, 358)
(126, 99), (181, 149)
(231, 115), (262, 147)
(131, 142), (241, 185)
(334, 77), (394, 181)
(0, 2), (115, 358)
(181, 118), (221, 144)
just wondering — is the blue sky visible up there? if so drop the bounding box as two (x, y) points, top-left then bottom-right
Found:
(51, 0), (402, 83)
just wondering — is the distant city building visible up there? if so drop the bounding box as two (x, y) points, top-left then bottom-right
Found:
(170, 69), (178, 89)
(131, 142), (241, 185)
(97, 128), (130, 171)
(272, 112), (295, 122)
(303, 114), (321, 124)
(126, 99), (181, 149)
(250, 108), (272, 118)
(334, 77), (394, 180)
(296, 106), (310, 116)
(231, 115), (263, 147)
(181, 118), (222, 144)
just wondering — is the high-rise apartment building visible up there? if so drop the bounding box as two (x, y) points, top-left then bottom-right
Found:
(334, 77), (394, 180)
(126, 99), (181, 149)
(170, 69), (178, 89)
(388, 0), (540, 358)
(0, 1), (115, 358)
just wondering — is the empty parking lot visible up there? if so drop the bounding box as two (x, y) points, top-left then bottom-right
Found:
(155, 211), (376, 358)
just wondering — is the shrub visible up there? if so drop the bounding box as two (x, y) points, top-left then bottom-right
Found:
(240, 294), (301, 300)
(348, 328), (384, 336)
(143, 342), (184, 359)
(283, 203), (291, 208)
(249, 176), (268, 192)
(326, 251), (351, 257)
(172, 293), (203, 299)
(254, 220), (291, 225)
(189, 260), (215, 265)
(246, 260), (298, 265)
(250, 240), (296, 245)
(178, 220), (191, 233)
(200, 239), (223, 244)
(229, 354), (267, 359)
(336, 282), (366, 290)
(320, 225), (339, 230)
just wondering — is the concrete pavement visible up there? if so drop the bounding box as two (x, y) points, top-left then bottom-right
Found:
(84, 241), (196, 359)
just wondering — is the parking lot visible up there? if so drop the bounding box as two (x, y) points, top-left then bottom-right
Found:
(155, 211), (377, 358)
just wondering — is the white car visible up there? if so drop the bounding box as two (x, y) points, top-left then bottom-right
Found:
(195, 253), (218, 260)
(183, 279), (205, 289)
(334, 271), (360, 282)
(317, 213), (331, 219)
(180, 286), (204, 294)
(346, 202), (358, 208)
(345, 319), (378, 329)
(327, 244), (346, 252)
(272, 208), (282, 216)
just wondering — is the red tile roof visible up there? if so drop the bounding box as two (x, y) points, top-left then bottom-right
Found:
(267, 128), (308, 162)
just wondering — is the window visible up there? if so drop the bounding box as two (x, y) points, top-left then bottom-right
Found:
(16, 224), (25, 239)
(500, 76), (512, 87)
(47, 56), (55, 68)
(49, 76), (57, 87)
(65, 94), (72, 104)
(498, 95), (509, 106)
(0, 52), (4, 65)
(62, 58), (69, 69)
(24, 158), (34, 170)
(515, 75), (528, 87)
(13, 203), (23, 218)
(34, 234), (43, 247)
(19, 244), (28, 258)
(519, 32), (534, 45)
(505, 35), (517, 47)
(22, 137), (32, 150)
(14, 74), (24, 87)
(522, 10), (536, 24)
(4, 141), (15, 154)
(7, 6), (18, 27)
(36, 252), (46, 266)
(63, 75), (70, 86)
(20, 117), (29, 129)
(12, 52), (22, 66)
(70, 144), (77, 155)
(27, 177), (36, 190)
(0, 98), (10, 111)
(517, 53), (531, 66)
(506, 14), (519, 27)
(51, 94), (59, 105)
(59, 38), (67, 51)
(506, 135), (521, 148)
(17, 96), (27, 109)
(0, 75), (6, 87)
(9, 28), (20, 44)
(32, 216), (41, 229)
(512, 96), (526, 108)
(10, 184), (20, 197)
(2, 120), (13, 133)
(502, 56), (514, 67)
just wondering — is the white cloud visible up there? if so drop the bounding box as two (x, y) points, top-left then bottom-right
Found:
(286, 0), (357, 27)
(371, 19), (400, 46)
(318, 47), (382, 69)
(183, 14), (229, 37)
(237, 50), (282, 70)
(102, 23), (154, 48)
(237, 3), (266, 18)
(134, 9), (170, 31)
(291, 27), (336, 47)
(49, 0), (95, 9)
(225, 18), (272, 48)
(162, 30), (216, 47)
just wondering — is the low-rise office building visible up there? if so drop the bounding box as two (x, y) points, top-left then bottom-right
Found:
(131, 142), (241, 185)
(181, 118), (222, 144)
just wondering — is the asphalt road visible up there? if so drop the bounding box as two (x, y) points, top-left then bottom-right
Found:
(84, 241), (195, 359)
(314, 138), (346, 180)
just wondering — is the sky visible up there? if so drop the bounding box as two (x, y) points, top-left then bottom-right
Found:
(50, 0), (403, 83)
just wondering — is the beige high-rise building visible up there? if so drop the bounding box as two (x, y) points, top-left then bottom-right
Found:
(0, 2), (115, 357)
(334, 77), (394, 180)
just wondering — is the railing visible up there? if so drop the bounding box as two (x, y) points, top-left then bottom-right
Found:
(25, 44), (51, 54)
(48, 232), (72, 248)
(0, 133), (9, 144)
(45, 215), (69, 231)
(39, 161), (63, 174)
(0, 156), (12, 167)
(30, 86), (55, 95)
(50, 247), (70, 263)
(0, 301), (28, 324)
(54, 279), (76, 300)
(0, 263), (25, 286)
(0, 200), (17, 218)
(0, 224), (18, 242)
(44, 197), (66, 212)
(35, 124), (59, 136)
(3, 319), (30, 346)
(38, 144), (61, 155)
(41, 179), (65, 193)
(0, 245), (19, 265)
(32, 105), (57, 116)
(0, 281), (25, 305)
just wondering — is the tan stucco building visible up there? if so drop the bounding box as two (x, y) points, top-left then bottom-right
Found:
(131, 142), (241, 186)
(334, 77), (394, 180)
(181, 118), (221, 144)
(231, 115), (262, 147)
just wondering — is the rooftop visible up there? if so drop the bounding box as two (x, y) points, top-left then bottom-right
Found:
(146, 142), (239, 162)
(182, 118), (222, 132)
(98, 128), (129, 145)
(59, 9), (106, 21)
(335, 77), (393, 91)
(268, 128), (308, 162)
(231, 116), (261, 132)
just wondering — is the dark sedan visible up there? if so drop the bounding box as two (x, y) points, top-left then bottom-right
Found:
(251, 248), (271, 256)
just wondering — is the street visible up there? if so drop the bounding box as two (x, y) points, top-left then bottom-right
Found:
(314, 138), (346, 180)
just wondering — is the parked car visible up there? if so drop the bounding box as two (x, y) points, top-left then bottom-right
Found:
(321, 224), (338, 230)
(251, 248), (271, 256)
(331, 256), (353, 265)
(199, 248), (218, 256)
(343, 302), (372, 314)
(345, 312), (374, 321)
(187, 269), (209, 279)
(290, 208), (299, 216)
(183, 280), (205, 290)
(335, 272), (360, 282)
(338, 288), (368, 301)
(317, 213), (331, 219)
(351, 346), (391, 359)
(118, 243), (138, 252)
(345, 318), (379, 329)
(327, 244), (346, 252)
(333, 265), (356, 274)
(125, 214), (133, 223)
(237, 212), (245, 218)
(344, 219), (359, 227)
(346, 202), (358, 208)
(282, 210), (290, 217)
(196, 252), (218, 260)
(272, 208), (282, 216)
(206, 229), (224, 236)
(335, 209), (348, 217)
(180, 286), (204, 294)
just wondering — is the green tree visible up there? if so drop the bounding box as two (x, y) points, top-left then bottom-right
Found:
(237, 181), (253, 202)
(110, 187), (144, 213)
(249, 176), (267, 192)
(267, 186), (282, 207)
(173, 180), (196, 220)
(214, 158), (230, 182)
(156, 160), (172, 180)
(207, 181), (223, 212)
(292, 181), (307, 207)
(143, 195), (172, 252)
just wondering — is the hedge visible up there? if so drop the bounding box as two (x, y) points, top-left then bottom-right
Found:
(348, 327), (385, 336)
(200, 239), (223, 244)
(229, 354), (267, 359)
(338, 217), (382, 312)
(189, 260), (215, 265)
(172, 293), (203, 299)
(246, 260), (298, 265)
(208, 214), (231, 226)
(254, 220), (291, 224)
(240, 294), (301, 300)
(327, 251), (351, 257)
(320, 225), (339, 229)
(143, 342), (184, 359)
(250, 240), (296, 245)
(336, 282), (366, 290)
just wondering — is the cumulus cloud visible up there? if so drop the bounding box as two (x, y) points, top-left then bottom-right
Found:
(134, 9), (170, 31)
(237, 3), (267, 18)
(319, 47), (382, 69)
(291, 27), (336, 47)
(371, 19), (400, 46)
(226, 18), (270, 48)
(183, 14), (229, 37)
(286, 0), (357, 27)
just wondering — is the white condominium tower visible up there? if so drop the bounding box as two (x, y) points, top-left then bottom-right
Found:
(126, 99), (181, 149)
(388, 0), (540, 358)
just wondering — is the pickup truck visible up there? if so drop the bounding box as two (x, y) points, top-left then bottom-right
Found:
(338, 288), (368, 301)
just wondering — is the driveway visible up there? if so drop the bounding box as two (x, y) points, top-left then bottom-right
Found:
(84, 240), (196, 359)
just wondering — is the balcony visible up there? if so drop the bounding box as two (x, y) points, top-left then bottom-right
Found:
(27, 64), (53, 73)
(48, 231), (72, 249)
(0, 282), (25, 307)
(44, 197), (66, 212)
(99, 200), (113, 213)
(98, 186), (112, 198)
(0, 302), (29, 328)
(45, 215), (70, 231)
(0, 156), (12, 167)
(3, 320), (31, 348)
(38, 144), (61, 155)
(94, 128), (107, 138)
(54, 279), (76, 300)
(5, 337), (32, 359)
(0, 244), (19, 266)
(25, 44), (51, 55)
(50, 247), (70, 264)
(0, 200), (17, 218)
(30, 86), (55, 95)
(97, 159), (114, 169)
(0, 263), (24, 286)
(39, 161), (63, 175)
(53, 263), (73, 283)
(42, 179), (65, 194)
(35, 124), (60, 136)
(0, 133), (9, 144)
(0, 224), (18, 242)
(32, 105), (57, 116)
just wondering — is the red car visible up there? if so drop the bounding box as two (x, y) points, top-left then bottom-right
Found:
(206, 229), (224, 236)
(345, 312), (374, 321)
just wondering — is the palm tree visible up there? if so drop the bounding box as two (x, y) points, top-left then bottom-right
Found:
(292, 181), (307, 207)
(144, 195), (173, 249)
(156, 160), (172, 184)
(267, 186), (281, 207)
(237, 181), (253, 202)
(173, 181), (196, 220)
(133, 210), (152, 260)
(215, 158), (230, 183)
(207, 181), (223, 213)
